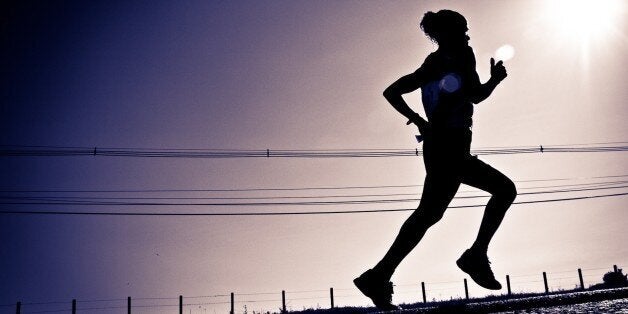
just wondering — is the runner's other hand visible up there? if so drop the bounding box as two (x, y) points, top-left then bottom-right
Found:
(490, 58), (507, 82)
(406, 114), (430, 135)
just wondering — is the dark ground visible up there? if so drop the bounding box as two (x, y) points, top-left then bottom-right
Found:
(290, 287), (628, 314)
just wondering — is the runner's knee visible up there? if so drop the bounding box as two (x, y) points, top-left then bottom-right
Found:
(498, 178), (517, 203)
(410, 207), (445, 227)
(424, 211), (444, 226)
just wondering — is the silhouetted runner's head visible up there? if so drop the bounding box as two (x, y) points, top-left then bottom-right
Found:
(420, 10), (470, 49)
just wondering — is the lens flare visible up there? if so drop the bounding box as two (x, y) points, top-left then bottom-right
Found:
(495, 44), (515, 61)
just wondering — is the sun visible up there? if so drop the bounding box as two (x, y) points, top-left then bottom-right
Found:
(543, 0), (625, 41)
(539, 0), (626, 74)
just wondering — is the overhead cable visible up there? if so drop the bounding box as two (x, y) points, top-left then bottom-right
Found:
(1, 184), (627, 206)
(1, 191), (625, 216)
(1, 143), (627, 159)
(2, 174), (627, 194)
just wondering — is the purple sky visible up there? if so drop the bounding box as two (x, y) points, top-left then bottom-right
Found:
(1, 1), (627, 312)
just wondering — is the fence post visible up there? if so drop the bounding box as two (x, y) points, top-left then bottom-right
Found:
(421, 282), (426, 303)
(330, 287), (334, 309)
(578, 268), (584, 290)
(281, 290), (286, 313)
(127, 296), (131, 314)
(72, 299), (76, 314)
(614, 265), (618, 273)
(463, 279), (469, 300)
(15, 302), (21, 314)
(230, 293), (234, 314)
(543, 272), (549, 294)
(506, 275), (511, 296)
(179, 295), (183, 314)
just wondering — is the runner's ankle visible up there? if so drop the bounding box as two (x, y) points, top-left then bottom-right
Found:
(370, 265), (393, 281)
(469, 245), (488, 255)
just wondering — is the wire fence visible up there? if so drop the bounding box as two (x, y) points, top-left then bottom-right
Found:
(4, 264), (625, 314)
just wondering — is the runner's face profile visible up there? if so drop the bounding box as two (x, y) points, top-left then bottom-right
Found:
(439, 25), (470, 48)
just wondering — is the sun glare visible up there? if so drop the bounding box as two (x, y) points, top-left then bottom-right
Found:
(540, 0), (626, 74)
(544, 0), (624, 41)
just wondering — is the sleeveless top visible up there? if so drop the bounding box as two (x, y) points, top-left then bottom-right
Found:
(415, 46), (477, 129)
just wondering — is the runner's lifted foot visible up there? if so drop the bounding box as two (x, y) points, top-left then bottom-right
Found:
(456, 249), (502, 290)
(354, 269), (401, 311)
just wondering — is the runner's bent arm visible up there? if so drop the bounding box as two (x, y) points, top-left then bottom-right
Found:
(467, 51), (507, 104)
(383, 70), (429, 131)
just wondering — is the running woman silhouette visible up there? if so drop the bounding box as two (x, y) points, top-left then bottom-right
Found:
(354, 10), (517, 310)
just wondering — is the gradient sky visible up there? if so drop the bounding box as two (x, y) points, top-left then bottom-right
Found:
(1, 1), (627, 313)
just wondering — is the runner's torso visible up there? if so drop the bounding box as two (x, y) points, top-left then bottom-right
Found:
(417, 46), (477, 130)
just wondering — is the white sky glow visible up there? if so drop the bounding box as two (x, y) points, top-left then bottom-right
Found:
(543, 0), (625, 41)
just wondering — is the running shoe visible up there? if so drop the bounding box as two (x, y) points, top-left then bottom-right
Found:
(353, 269), (401, 311)
(456, 249), (502, 290)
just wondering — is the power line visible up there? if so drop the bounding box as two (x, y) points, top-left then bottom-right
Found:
(2, 174), (627, 194)
(1, 143), (627, 159)
(2, 179), (626, 201)
(3, 142), (628, 151)
(2, 184), (627, 206)
(0, 191), (625, 216)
